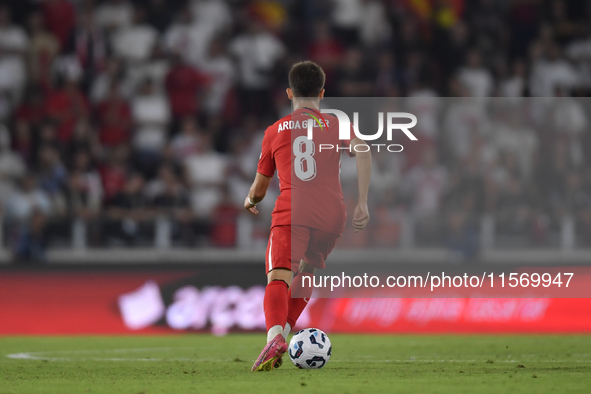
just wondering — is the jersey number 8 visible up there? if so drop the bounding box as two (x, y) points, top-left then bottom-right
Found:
(293, 136), (317, 181)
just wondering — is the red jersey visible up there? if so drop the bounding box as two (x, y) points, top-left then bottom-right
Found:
(257, 107), (352, 236)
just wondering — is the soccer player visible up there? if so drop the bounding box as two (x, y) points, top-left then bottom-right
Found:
(244, 61), (371, 371)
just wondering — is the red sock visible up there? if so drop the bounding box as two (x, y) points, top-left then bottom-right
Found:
(287, 272), (314, 327)
(263, 280), (289, 331)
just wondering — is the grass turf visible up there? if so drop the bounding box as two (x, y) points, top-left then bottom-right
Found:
(0, 335), (590, 394)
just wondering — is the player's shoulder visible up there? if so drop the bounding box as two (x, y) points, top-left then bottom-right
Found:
(318, 111), (339, 123)
(322, 112), (341, 129)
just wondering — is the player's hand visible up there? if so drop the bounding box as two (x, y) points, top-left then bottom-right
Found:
(352, 202), (370, 232)
(244, 197), (259, 215)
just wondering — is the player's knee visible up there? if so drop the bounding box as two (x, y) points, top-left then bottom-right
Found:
(267, 268), (293, 287)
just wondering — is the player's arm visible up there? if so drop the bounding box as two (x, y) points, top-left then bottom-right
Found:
(245, 126), (275, 215)
(350, 137), (371, 232)
(244, 172), (272, 215)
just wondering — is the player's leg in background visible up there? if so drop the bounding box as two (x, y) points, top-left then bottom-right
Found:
(285, 259), (315, 338)
(285, 228), (339, 338)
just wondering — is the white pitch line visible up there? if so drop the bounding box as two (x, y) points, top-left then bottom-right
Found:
(9, 347), (177, 355)
(5, 348), (591, 363)
(7, 353), (227, 362)
(7, 354), (591, 363)
(6, 347), (205, 362)
(331, 359), (591, 363)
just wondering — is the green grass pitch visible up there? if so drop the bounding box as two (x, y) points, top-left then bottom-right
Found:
(1, 335), (590, 394)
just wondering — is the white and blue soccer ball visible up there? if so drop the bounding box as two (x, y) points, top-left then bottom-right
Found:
(288, 328), (332, 369)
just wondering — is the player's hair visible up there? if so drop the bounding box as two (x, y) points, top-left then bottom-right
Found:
(288, 61), (325, 97)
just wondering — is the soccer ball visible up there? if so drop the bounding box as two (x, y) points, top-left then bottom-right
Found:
(288, 328), (332, 369)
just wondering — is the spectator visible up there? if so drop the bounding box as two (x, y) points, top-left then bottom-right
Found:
(457, 50), (494, 98)
(546, 0), (584, 45)
(394, 19), (425, 69)
(165, 54), (209, 120)
(185, 134), (227, 218)
(448, 153), (489, 214)
(436, 21), (470, 79)
(36, 145), (67, 215)
(131, 78), (170, 176)
(499, 59), (527, 97)
(68, 150), (103, 215)
(44, 72), (90, 143)
(307, 21), (344, 89)
(90, 58), (132, 103)
(330, 0), (363, 46)
(443, 86), (490, 162)
(42, 0), (75, 50)
(407, 80), (441, 141)
(36, 122), (60, 155)
(369, 149), (402, 197)
(209, 186), (240, 247)
(402, 51), (431, 91)
(551, 95), (587, 166)
(566, 31), (591, 91)
(334, 47), (373, 96)
(229, 20), (284, 117)
(65, 8), (109, 92)
(5, 173), (52, 261)
(147, 163), (194, 244)
(12, 119), (34, 166)
(199, 37), (235, 115)
(0, 6), (28, 107)
(111, 7), (158, 64)
(490, 108), (539, 180)
(163, 6), (214, 67)
(100, 144), (130, 202)
(402, 146), (448, 217)
(96, 81), (132, 148)
(447, 210), (480, 262)
(169, 117), (203, 163)
(370, 204), (403, 248)
(126, 42), (171, 97)
(67, 150), (103, 244)
(66, 117), (103, 163)
(358, 0), (392, 47)
(495, 172), (533, 237)
(464, 0), (507, 59)
(530, 42), (579, 97)
(105, 173), (153, 245)
(26, 11), (59, 92)
(402, 146), (449, 245)
(95, 0), (134, 32)
(0, 124), (26, 181)
(15, 86), (46, 127)
(374, 52), (401, 97)
(0, 124), (25, 210)
(0, 6), (28, 62)
(190, 0), (232, 37)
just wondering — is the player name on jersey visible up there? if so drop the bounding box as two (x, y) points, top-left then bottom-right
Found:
(277, 119), (330, 132)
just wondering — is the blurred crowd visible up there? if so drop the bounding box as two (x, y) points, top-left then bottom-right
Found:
(1, 0), (591, 259)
